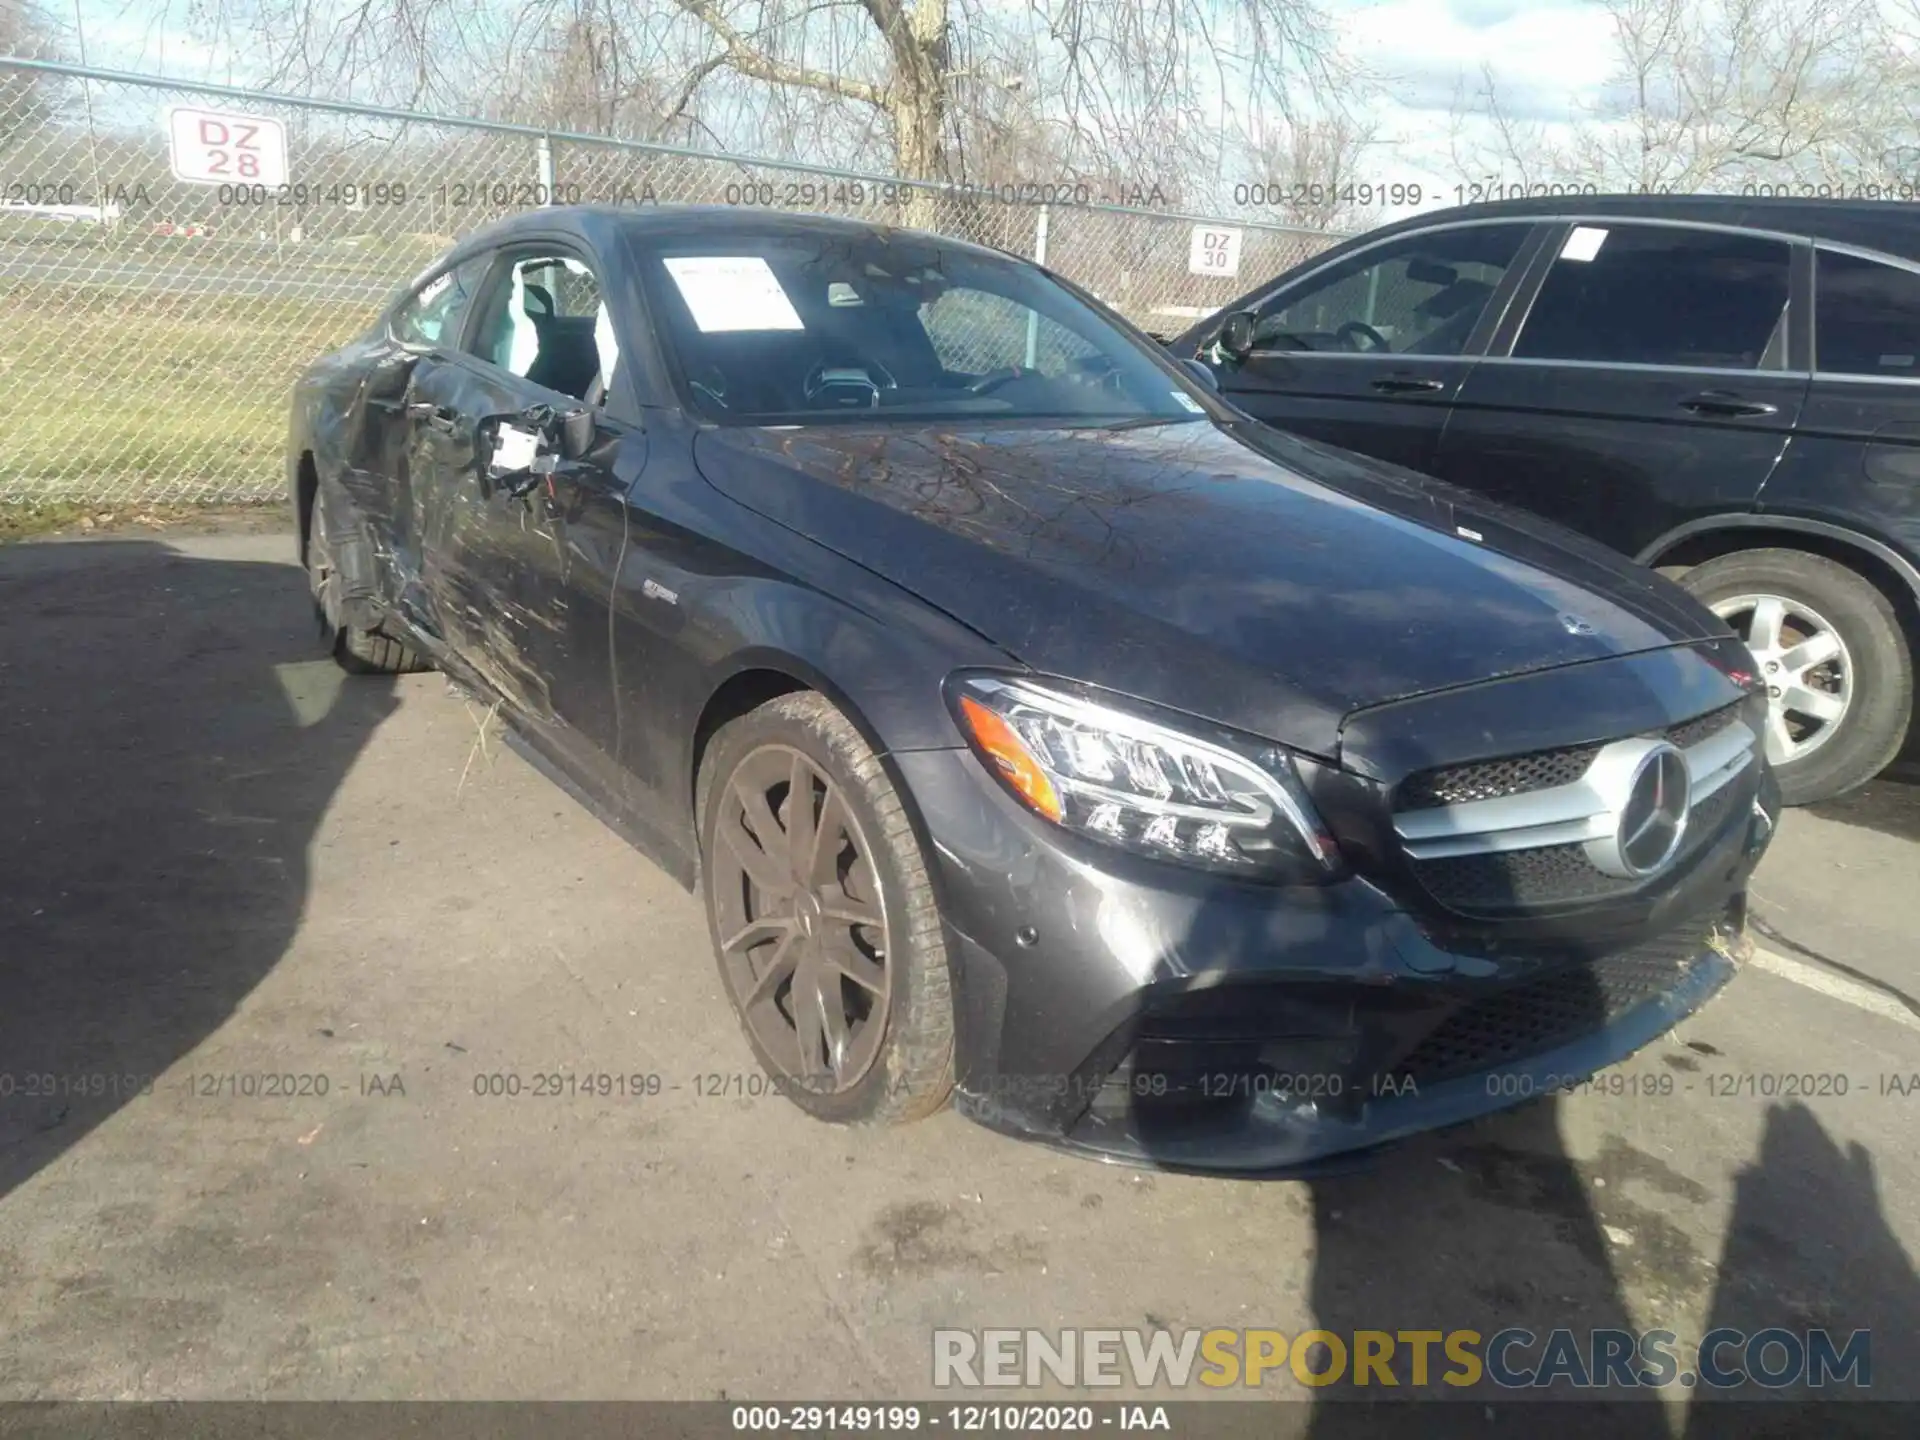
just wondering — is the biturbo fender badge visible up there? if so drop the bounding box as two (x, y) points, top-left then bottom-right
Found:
(1558, 611), (1598, 636)
(1585, 739), (1691, 879)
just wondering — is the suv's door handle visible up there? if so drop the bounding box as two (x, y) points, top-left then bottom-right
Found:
(1370, 376), (1447, 395)
(407, 402), (459, 432)
(1679, 391), (1779, 418)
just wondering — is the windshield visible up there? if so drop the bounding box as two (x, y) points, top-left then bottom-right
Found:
(630, 227), (1209, 426)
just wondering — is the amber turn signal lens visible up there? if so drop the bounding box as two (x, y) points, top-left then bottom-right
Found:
(958, 694), (1063, 822)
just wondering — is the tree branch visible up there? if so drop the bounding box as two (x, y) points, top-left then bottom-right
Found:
(667, 0), (887, 107)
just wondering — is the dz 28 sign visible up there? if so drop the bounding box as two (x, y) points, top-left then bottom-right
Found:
(166, 107), (290, 187)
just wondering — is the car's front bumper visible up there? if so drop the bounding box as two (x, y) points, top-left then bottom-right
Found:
(891, 745), (1779, 1177)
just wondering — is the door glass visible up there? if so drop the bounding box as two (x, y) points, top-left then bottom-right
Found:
(1816, 249), (1920, 377)
(390, 258), (488, 347)
(1249, 224), (1529, 357)
(1513, 225), (1791, 369)
(467, 253), (620, 404)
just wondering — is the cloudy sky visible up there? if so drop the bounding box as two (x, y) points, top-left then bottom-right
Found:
(1332, 0), (1624, 216)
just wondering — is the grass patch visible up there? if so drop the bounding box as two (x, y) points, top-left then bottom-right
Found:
(0, 499), (293, 543)
(0, 285), (380, 501)
(0, 501), (96, 541)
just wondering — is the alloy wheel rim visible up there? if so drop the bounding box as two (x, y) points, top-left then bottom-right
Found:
(1709, 592), (1853, 765)
(710, 744), (891, 1094)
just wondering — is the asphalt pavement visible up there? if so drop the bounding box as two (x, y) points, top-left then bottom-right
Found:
(1, 531), (1916, 1432)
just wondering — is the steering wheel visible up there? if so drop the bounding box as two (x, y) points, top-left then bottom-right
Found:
(1337, 320), (1390, 353)
(803, 359), (895, 399)
(966, 365), (1034, 396)
(1067, 355), (1124, 394)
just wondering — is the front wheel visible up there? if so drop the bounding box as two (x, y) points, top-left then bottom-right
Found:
(696, 692), (955, 1126)
(1679, 548), (1912, 805)
(306, 494), (431, 676)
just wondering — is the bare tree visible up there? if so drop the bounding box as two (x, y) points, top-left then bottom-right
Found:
(195, 0), (1357, 209)
(0, 0), (59, 144)
(1232, 111), (1381, 229)
(1450, 0), (1906, 194)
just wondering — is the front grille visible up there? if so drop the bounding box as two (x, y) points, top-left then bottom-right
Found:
(1413, 842), (1634, 911)
(1409, 772), (1749, 915)
(1398, 702), (1746, 812)
(1665, 702), (1742, 751)
(1390, 921), (1718, 1087)
(1398, 745), (1602, 810)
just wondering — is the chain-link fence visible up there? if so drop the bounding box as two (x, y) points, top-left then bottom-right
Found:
(0, 57), (1344, 505)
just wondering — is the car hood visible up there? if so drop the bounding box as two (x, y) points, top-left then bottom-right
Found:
(693, 417), (1724, 758)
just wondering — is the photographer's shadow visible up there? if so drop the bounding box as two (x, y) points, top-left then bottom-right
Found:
(0, 537), (396, 1202)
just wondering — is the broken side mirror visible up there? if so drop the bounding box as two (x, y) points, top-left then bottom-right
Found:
(1214, 311), (1256, 363)
(556, 407), (597, 461)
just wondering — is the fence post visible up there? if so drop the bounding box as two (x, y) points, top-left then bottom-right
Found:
(1025, 202), (1050, 368)
(537, 135), (556, 203)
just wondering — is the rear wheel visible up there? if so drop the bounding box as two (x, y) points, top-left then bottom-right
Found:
(696, 692), (954, 1125)
(1678, 548), (1912, 805)
(306, 494), (430, 676)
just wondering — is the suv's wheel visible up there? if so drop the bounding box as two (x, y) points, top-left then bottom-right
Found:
(696, 692), (955, 1125)
(1679, 548), (1912, 805)
(306, 497), (430, 676)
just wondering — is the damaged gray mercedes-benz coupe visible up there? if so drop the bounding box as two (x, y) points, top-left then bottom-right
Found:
(292, 205), (1779, 1174)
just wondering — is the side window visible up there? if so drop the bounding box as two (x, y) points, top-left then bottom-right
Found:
(1513, 225), (1790, 370)
(390, 258), (487, 347)
(1249, 224), (1529, 357)
(466, 252), (619, 404)
(919, 288), (1100, 376)
(1817, 249), (1920, 377)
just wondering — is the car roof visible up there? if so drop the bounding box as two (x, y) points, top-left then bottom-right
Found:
(451, 203), (1020, 265)
(1370, 193), (1920, 261)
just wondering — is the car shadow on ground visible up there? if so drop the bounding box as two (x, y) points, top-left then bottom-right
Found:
(1109, 763), (1920, 1434)
(1805, 753), (1920, 845)
(1289, 1093), (1920, 1437)
(0, 538), (395, 1202)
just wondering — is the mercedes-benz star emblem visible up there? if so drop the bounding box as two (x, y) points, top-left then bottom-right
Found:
(1618, 744), (1692, 876)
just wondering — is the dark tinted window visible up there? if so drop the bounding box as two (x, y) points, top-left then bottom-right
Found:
(391, 257), (487, 347)
(1249, 223), (1529, 356)
(633, 229), (1206, 426)
(1817, 249), (1920, 377)
(1514, 225), (1790, 369)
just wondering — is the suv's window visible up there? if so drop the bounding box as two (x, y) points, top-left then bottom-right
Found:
(466, 252), (619, 404)
(1513, 224), (1791, 370)
(1247, 224), (1529, 357)
(391, 258), (487, 347)
(1817, 249), (1920, 377)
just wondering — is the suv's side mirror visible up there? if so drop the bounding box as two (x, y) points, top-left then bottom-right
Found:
(1214, 310), (1257, 362)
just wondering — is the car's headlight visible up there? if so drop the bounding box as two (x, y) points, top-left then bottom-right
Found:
(947, 673), (1344, 883)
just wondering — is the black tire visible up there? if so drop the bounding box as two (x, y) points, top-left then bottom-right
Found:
(334, 621), (431, 676)
(306, 496), (431, 676)
(696, 691), (955, 1126)
(1679, 548), (1912, 806)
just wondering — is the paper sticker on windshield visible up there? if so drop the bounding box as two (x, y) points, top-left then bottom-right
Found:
(664, 256), (805, 332)
(1560, 226), (1609, 262)
(1171, 391), (1205, 413)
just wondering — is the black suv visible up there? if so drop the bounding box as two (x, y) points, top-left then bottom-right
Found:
(1174, 195), (1920, 805)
